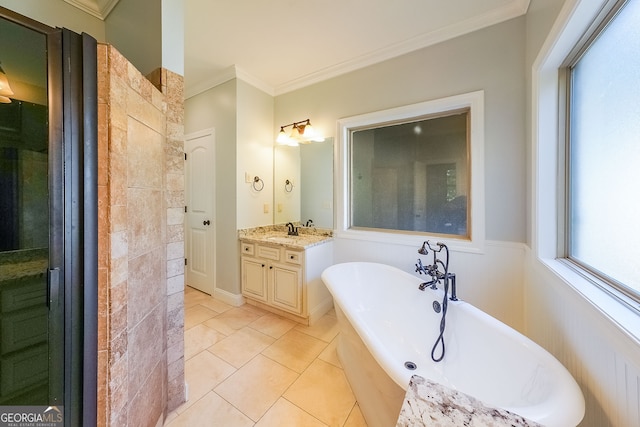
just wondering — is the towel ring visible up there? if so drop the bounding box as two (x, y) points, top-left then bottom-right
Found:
(252, 176), (264, 191)
(285, 179), (294, 193)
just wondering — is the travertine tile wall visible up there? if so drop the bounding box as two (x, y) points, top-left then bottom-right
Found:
(97, 44), (185, 427)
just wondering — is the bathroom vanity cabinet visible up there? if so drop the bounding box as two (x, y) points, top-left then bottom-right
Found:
(240, 238), (333, 325)
(0, 251), (49, 405)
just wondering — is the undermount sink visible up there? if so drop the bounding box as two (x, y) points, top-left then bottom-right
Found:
(266, 235), (298, 243)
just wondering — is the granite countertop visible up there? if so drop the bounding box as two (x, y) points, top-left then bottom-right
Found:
(0, 248), (48, 281)
(238, 224), (333, 249)
(397, 375), (542, 427)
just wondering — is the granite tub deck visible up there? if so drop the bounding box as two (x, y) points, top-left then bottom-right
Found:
(238, 224), (333, 249)
(397, 375), (542, 427)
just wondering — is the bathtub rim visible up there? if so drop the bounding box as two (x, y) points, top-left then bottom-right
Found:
(321, 261), (586, 426)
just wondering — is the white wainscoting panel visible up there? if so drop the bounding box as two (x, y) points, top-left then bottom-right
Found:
(525, 256), (640, 427)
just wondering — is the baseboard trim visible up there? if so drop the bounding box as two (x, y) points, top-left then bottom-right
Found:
(214, 288), (245, 307)
(308, 297), (335, 325)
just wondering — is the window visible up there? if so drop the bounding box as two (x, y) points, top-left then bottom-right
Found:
(351, 111), (469, 236)
(565, 0), (640, 301)
(337, 91), (485, 251)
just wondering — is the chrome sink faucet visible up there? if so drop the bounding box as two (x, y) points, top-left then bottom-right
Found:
(286, 222), (298, 236)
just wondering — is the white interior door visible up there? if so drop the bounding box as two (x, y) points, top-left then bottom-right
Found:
(185, 129), (215, 295)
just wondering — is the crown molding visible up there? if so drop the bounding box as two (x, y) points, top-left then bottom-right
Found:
(185, 0), (529, 99)
(63, 0), (120, 20)
(234, 67), (275, 96)
(273, 0), (530, 95)
(185, 65), (275, 99)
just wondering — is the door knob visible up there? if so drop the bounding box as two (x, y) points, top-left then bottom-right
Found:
(203, 220), (211, 226)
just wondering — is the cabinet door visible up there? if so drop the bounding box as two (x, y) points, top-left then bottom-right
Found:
(241, 257), (267, 302)
(270, 263), (302, 314)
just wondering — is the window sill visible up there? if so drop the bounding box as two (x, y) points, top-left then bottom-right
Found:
(335, 228), (485, 254)
(539, 257), (640, 346)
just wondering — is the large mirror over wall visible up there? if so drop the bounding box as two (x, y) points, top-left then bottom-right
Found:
(274, 138), (333, 229)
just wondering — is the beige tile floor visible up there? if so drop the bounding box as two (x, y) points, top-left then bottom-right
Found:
(164, 286), (368, 427)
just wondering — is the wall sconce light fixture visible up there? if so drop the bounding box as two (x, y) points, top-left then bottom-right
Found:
(0, 63), (14, 104)
(276, 119), (325, 146)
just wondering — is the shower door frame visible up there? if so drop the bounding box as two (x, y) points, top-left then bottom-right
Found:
(60, 28), (98, 427)
(0, 7), (98, 426)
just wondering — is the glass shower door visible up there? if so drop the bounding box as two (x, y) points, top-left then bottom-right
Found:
(0, 15), (62, 407)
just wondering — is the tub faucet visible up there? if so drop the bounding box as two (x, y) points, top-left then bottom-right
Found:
(415, 259), (439, 290)
(286, 222), (298, 236)
(415, 241), (458, 301)
(416, 240), (458, 363)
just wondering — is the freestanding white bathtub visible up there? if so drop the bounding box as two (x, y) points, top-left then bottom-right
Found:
(321, 262), (585, 427)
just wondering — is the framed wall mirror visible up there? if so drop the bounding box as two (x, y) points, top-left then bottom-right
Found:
(273, 138), (333, 229)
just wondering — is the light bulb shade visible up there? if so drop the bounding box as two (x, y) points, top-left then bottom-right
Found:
(0, 74), (14, 97)
(302, 123), (315, 139)
(302, 120), (324, 142)
(276, 128), (289, 144)
(277, 119), (324, 145)
(289, 125), (300, 139)
(0, 65), (14, 97)
(0, 95), (11, 103)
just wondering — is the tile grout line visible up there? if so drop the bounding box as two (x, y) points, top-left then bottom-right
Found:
(262, 335), (343, 427)
(209, 388), (257, 425)
(280, 395), (331, 427)
(173, 288), (359, 426)
(206, 311), (300, 423)
(264, 345), (328, 427)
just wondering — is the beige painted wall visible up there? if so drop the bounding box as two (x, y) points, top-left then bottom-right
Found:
(184, 77), (275, 297)
(236, 79), (274, 229)
(104, 0), (183, 76)
(184, 80), (240, 296)
(105, 0), (162, 76)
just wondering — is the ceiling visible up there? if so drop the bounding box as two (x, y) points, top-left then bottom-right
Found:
(69, 0), (530, 97)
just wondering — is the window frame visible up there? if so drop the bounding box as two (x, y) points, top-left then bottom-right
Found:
(336, 90), (485, 254)
(533, 0), (640, 340)
(560, 0), (640, 307)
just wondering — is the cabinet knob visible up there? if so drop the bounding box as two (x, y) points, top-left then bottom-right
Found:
(269, 266), (273, 269)
(261, 264), (265, 267)
(203, 219), (211, 226)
